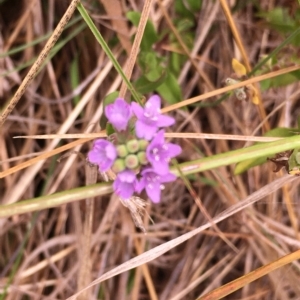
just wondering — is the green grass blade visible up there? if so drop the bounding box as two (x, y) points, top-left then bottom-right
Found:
(175, 135), (300, 176)
(77, 3), (141, 104)
(2, 135), (300, 217)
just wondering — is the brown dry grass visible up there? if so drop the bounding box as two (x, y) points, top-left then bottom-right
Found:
(1, 0), (300, 299)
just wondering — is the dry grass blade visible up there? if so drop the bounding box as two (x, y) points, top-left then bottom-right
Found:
(77, 161), (98, 300)
(100, 0), (131, 54)
(0, 0), (80, 127)
(119, 0), (154, 98)
(0, 56), (116, 205)
(157, 0), (217, 90)
(219, 0), (269, 131)
(199, 249), (300, 300)
(1, 2), (300, 299)
(162, 64), (300, 113)
(12, 132), (283, 141)
(0, 138), (93, 179)
(2, 64), (297, 179)
(67, 175), (299, 299)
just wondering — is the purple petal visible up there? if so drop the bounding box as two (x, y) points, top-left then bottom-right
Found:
(156, 114), (175, 127)
(146, 131), (168, 174)
(150, 129), (165, 145)
(150, 160), (169, 176)
(87, 139), (117, 171)
(138, 168), (177, 203)
(146, 95), (161, 111)
(105, 98), (131, 131)
(135, 176), (146, 193)
(114, 182), (135, 199)
(161, 172), (177, 183)
(145, 183), (161, 203)
(146, 130), (181, 174)
(118, 169), (136, 181)
(113, 169), (137, 199)
(165, 143), (182, 158)
(131, 102), (144, 119)
(141, 169), (161, 203)
(135, 120), (158, 140)
(132, 95), (175, 139)
(93, 139), (118, 160)
(134, 96), (161, 125)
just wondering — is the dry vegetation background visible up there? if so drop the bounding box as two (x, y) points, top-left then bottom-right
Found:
(1, 0), (300, 299)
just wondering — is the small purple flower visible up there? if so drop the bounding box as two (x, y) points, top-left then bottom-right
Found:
(113, 169), (137, 199)
(88, 139), (117, 172)
(137, 168), (177, 203)
(146, 130), (182, 175)
(105, 98), (131, 131)
(131, 95), (175, 140)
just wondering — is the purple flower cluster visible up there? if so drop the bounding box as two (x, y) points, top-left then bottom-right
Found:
(88, 95), (181, 203)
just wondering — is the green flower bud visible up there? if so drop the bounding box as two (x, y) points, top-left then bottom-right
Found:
(112, 158), (125, 173)
(116, 144), (128, 158)
(139, 139), (149, 151)
(126, 139), (140, 153)
(125, 154), (139, 169)
(137, 151), (148, 165)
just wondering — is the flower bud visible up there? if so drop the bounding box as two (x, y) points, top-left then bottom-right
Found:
(116, 144), (128, 158)
(126, 139), (140, 153)
(137, 151), (148, 165)
(125, 154), (139, 169)
(112, 158), (126, 173)
(139, 139), (149, 151)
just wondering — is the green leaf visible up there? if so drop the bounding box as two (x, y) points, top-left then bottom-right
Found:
(268, 72), (300, 88)
(138, 51), (164, 81)
(187, 0), (202, 11)
(175, 0), (201, 19)
(126, 11), (158, 50)
(176, 19), (194, 32)
(70, 57), (80, 105)
(104, 91), (119, 106)
(170, 52), (182, 76)
(234, 127), (299, 175)
(186, 174), (218, 186)
(260, 79), (271, 91)
(134, 50), (169, 94)
(175, 0), (193, 19)
(258, 8), (295, 33)
(258, 68), (300, 89)
(106, 122), (115, 137)
(156, 71), (182, 105)
(134, 72), (167, 94)
(288, 148), (300, 174)
(199, 176), (218, 186)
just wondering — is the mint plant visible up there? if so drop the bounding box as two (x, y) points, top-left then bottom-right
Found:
(87, 95), (182, 203)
